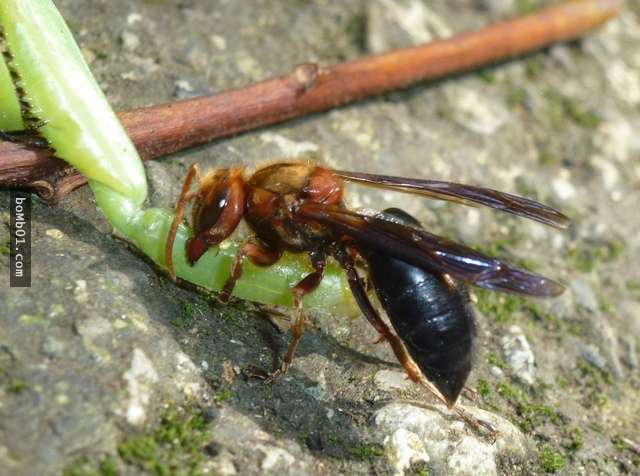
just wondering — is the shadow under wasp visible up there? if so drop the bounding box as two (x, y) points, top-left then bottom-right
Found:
(165, 160), (569, 436)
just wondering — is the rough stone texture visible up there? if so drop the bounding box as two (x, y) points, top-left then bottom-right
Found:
(374, 403), (529, 476)
(501, 325), (536, 385)
(1, 0), (640, 475)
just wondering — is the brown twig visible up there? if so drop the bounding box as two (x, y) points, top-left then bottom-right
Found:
(0, 0), (622, 204)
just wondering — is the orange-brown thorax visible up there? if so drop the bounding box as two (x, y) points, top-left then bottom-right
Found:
(187, 162), (343, 263)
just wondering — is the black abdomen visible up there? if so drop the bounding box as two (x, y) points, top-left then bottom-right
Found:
(362, 208), (476, 405)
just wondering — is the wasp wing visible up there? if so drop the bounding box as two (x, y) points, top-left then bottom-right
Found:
(296, 203), (564, 297)
(333, 170), (570, 229)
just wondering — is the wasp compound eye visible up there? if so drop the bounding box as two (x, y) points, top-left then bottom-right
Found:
(186, 172), (246, 265)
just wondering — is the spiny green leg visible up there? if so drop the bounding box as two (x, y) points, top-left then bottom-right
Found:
(0, 34), (22, 131)
(1, 21), (48, 145)
(0, 0), (356, 317)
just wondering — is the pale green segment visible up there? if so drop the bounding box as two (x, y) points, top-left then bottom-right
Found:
(90, 181), (357, 316)
(0, 0), (147, 205)
(0, 55), (22, 130)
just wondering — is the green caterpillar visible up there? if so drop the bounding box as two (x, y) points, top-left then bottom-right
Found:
(0, 0), (355, 315)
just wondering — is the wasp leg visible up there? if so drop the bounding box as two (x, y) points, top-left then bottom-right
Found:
(166, 164), (200, 280)
(218, 240), (283, 303)
(462, 385), (479, 402)
(334, 247), (424, 383)
(414, 376), (497, 439)
(265, 250), (325, 382)
(452, 406), (498, 442)
(218, 245), (246, 303)
(0, 129), (49, 149)
(400, 397), (497, 442)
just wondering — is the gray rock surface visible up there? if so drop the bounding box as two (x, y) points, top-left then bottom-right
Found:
(374, 402), (529, 476)
(501, 326), (536, 385)
(1, 0), (640, 475)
